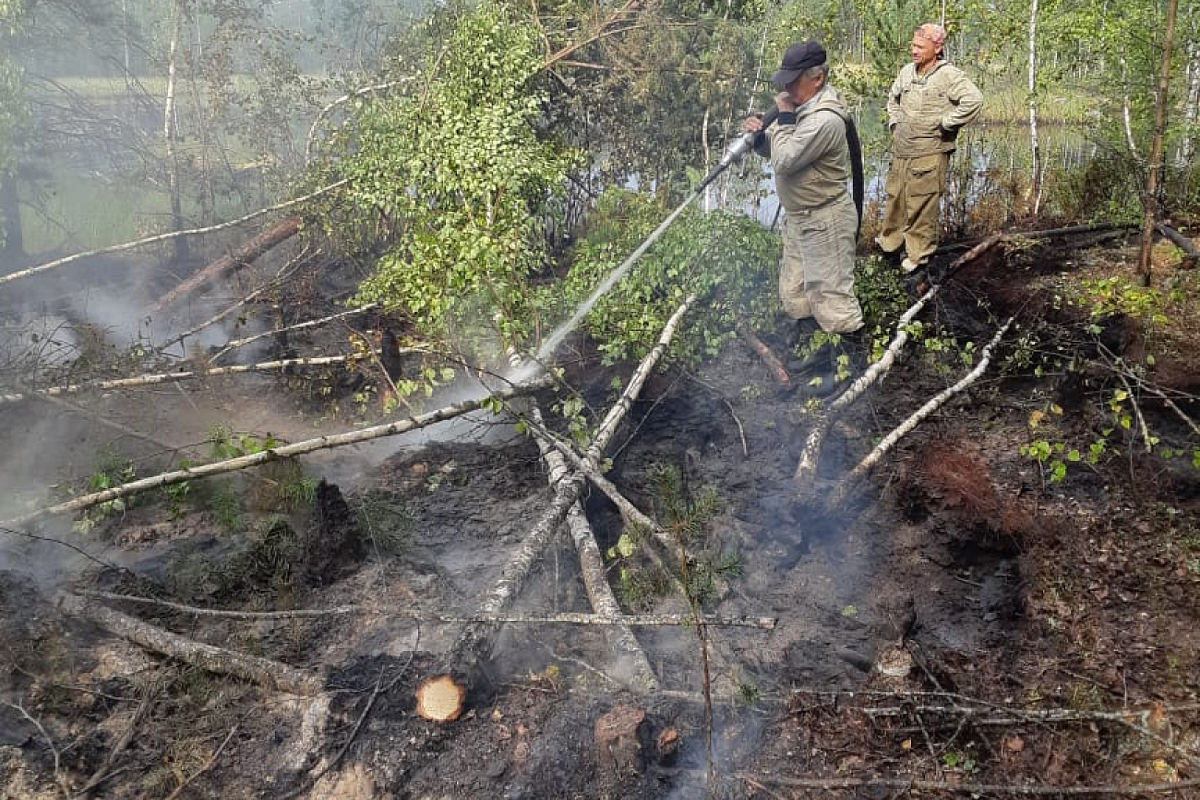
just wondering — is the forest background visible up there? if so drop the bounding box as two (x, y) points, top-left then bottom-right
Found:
(0, 0), (1196, 370)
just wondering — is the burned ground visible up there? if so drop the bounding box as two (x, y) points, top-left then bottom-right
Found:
(2, 229), (1199, 799)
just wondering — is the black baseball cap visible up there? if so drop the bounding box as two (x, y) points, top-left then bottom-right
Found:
(771, 39), (827, 86)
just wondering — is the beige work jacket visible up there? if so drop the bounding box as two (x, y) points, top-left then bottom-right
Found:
(886, 60), (983, 159)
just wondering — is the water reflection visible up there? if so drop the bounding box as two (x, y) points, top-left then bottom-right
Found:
(733, 122), (1094, 231)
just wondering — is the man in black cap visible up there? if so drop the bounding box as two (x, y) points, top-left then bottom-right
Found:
(743, 39), (866, 398)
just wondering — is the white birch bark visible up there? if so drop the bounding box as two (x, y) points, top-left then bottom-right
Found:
(1176, 42), (1200, 167)
(1027, 0), (1044, 214)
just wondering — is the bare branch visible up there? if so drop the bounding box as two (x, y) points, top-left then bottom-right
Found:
(1, 354), (363, 405)
(3, 375), (553, 527)
(0, 180), (349, 288)
(60, 595), (324, 696)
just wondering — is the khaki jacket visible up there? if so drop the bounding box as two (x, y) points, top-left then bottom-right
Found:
(762, 86), (851, 214)
(886, 60), (982, 159)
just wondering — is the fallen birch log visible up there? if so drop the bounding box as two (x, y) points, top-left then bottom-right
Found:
(155, 216), (303, 311)
(436, 296), (697, 702)
(794, 235), (1003, 496)
(5, 375), (553, 527)
(0, 354), (363, 405)
(0, 180), (347, 289)
(533, 405), (660, 692)
(793, 284), (940, 495)
(1155, 222), (1199, 268)
(60, 595), (324, 696)
(823, 318), (1013, 509)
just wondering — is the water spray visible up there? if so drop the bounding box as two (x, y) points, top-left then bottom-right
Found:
(531, 107), (781, 367)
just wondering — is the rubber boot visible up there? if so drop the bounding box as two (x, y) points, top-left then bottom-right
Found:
(799, 328), (867, 400)
(785, 316), (821, 350)
(786, 318), (830, 376)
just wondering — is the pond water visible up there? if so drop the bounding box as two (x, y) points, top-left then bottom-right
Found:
(730, 122), (1094, 230)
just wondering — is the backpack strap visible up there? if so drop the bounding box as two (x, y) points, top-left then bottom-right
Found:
(815, 107), (865, 239)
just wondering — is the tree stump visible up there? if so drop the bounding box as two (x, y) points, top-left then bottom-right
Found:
(415, 674), (466, 723)
(594, 705), (645, 780)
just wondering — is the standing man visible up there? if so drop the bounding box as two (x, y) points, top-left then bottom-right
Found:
(876, 23), (983, 273)
(744, 39), (865, 398)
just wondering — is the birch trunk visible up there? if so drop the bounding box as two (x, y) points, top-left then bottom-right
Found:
(155, 216), (302, 310)
(62, 595), (324, 696)
(1026, 0), (1044, 214)
(164, 0), (188, 263)
(0, 180), (346, 289)
(1176, 42), (1200, 167)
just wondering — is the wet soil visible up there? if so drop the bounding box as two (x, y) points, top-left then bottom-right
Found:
(3, 229), (1200, 799)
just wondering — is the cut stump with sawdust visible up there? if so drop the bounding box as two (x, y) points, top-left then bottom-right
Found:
(415, 674), (466, 722)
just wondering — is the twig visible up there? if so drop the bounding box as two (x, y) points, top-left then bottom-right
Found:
(208, 304), (381, 363)
(162, 724), (238, 800)
(736, 771), (1200, 795)
(723, 398), (749, 457)
(4, 700), (71, 798)
(0, 527), (124, 573)
(1113, 366), (1154, 452)
(77, 677), (162, 796)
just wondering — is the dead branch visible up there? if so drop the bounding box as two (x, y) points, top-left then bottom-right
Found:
(60, 595), (324, 696)
(154, 216), (302, 310)
(1113, 364), (1155, 452)
(736, 321), (789, 388)
(825, 318), (1014, 508)
(736, 772), (1200, 795)
(207, 303), (381, 363)
(794, 235), (1003, 494)
(0, 180), (347, 288)
(78, 590), (775, 627)
(162, 725), (238, 800)
(0, 354), (362, 405)
(158, 247), (312, 352)
(540, 0), (642, 70)
(77, 678), (161, 797)
(4, 375), (553, 528)
(3, 700), (72, 798)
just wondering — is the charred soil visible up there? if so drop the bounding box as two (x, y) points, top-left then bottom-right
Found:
(3, 227), (1200, 799)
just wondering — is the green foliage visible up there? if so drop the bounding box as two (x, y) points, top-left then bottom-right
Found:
(73, 451), (137, 533)
(208, 485), (245, 533)
(607, 462), (739, 612)
(335, 0), (573, 355)
(543, 188), (780, 366)
(208, 426), (280, 460)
